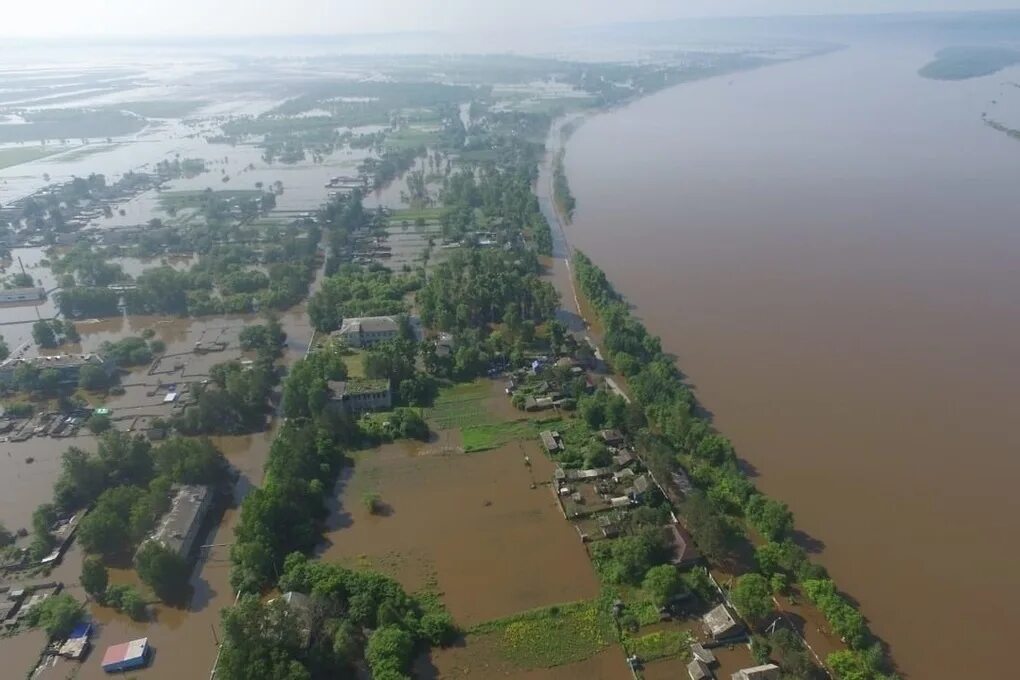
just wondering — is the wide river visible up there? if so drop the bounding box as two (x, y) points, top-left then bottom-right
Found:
(563, 45), (1020, 679)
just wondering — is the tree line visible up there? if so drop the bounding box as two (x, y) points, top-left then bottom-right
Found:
(572, 251), (895, 680)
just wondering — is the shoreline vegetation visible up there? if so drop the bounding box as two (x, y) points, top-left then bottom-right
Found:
(918, 46), (1020, 80)
(552, 149), (576, 224)
(569, 256), (897, 679)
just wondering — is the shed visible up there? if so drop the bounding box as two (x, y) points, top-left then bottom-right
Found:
(101, 637), (150, 673)
(540, 430), (563, 453)
(599, 429), (624, 446)
(610, 496), (632, 509)
(688, 658), (712, 680)
(691, 641), (716, 664)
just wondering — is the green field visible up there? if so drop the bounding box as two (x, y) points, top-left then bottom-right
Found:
(470, 599), (616, 669)
(461, 419), (540, 453)
(622, 629), (693, 663)
(426, 380), (495, 430)
(383, 126), (439, 151)
(0, 145), (64, 169)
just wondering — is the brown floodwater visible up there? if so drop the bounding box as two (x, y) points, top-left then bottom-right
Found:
(319, 438), (599, 626)
(562, 46), (1020, 678)
(1, 288), (318, 677)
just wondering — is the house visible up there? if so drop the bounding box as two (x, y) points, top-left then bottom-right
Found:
(664, 522), (701, 567)
(140, 484), (212, 558)
(270, 591), (314, 648)
(688, 659), (712, 680)
(629, 473), (653, 500)
(612, 451), (634, 468)
(0, 287), (45, 304)
(435, 332), (455, 358)
(703, 604), (742, 638)
(731, 664), (781, 680)
(599, 429), (624, 446)
(331, 315), (419, 348)
(58, 621), (92, 659)
(597, 514), (620, 538)
(0, 353), (115, 386)
(613, 467), (636, 483)
(328, 379), (392, 412)
(540, 430), (563, 454)
(101, 638), (150, 673)
(524, 395), (554, 411)
(691, 642), (716, 665)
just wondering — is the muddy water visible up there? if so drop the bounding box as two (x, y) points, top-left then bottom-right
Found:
(563, 46), (1020, 678)
(319, 439), (599, 626)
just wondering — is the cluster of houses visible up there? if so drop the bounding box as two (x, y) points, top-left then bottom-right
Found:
(0, 583), (63, 632)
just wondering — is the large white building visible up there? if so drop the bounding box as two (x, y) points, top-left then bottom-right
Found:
(331, 315), (419, 348)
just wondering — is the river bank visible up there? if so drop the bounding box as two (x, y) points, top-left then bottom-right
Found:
(559, 43), (1020, 678)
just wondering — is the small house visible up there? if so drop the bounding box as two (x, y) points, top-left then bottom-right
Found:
(688, 658), (712, 680)
(540, 430), (563, 454)
(703, 604), (742, 638)
(597, 514), (620, 538)
(599, 429), (624, 446)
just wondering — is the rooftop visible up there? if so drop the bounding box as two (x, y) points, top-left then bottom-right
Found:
(336, 315), (401, 335)
(732, 664), (781, 680)
(703, 603), (741, 638)
(146, 485), (210, 556)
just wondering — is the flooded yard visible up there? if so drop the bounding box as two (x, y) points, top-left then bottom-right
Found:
(319, 438), (598, 626)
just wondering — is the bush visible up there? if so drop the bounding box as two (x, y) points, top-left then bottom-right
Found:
(27, 593), (82, 638)
(87, 413), (112, 434)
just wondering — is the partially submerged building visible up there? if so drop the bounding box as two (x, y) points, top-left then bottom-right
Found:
(328, 379), (392, 413)
(101, 638), (150, 673)
(663, 522), (702, 567)
(141, 485), (212, 558)
(331, 315), (419, 348)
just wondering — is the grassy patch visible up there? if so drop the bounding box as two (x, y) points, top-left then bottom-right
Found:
(470, 599), (616, 669)
(622, 629), (693, 663)
(427, 380), (494, 430)
(0, 145), (65, 169)
(344, 351), (366, 378)
(461, 419), (539, 453)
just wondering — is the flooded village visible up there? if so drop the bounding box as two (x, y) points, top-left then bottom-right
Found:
(0, 40), (881, 680)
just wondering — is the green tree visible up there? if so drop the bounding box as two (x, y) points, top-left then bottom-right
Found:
(135, 540), (190, 602)
(366, 625), (414, 677)
(642, 564), (686, 607)
(0, 334), (8, 361)
(87, 413), (112, 433)
(745, 494), (795, 541)
(28, 593), (82, 638)
(78, 363), (109, 391)
(730, 573), (774, 625)
(32, 320), (57, 348)
(81, 555), (109, 599)
(38, 368), (61, 393)
(0, 522), (13, 547)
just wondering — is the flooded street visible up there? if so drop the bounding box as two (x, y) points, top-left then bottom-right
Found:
(563, 46), (1020, 678)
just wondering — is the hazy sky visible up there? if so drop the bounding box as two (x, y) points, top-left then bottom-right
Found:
(3, 0), (1018, 37)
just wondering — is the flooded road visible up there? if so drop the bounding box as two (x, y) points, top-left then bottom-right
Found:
(563, 46), (1020, 678)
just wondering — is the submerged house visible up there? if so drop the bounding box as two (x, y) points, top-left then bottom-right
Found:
(0, 353), (115, 386)
(732, 664), (781, 680)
